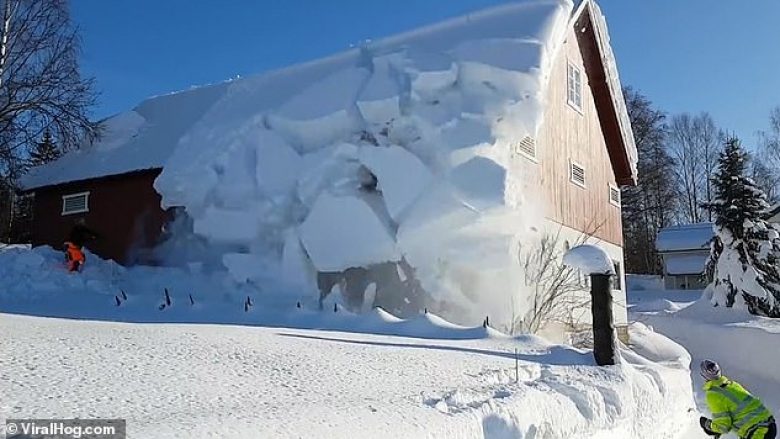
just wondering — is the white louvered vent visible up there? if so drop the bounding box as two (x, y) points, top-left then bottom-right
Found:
(62, 192), (89, 215)
(570, 162), (586, 187)
(609, 184), (621, 206)
(514, 136), (536, 159)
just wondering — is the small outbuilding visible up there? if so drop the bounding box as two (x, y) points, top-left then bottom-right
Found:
(655, 222), (714, 290)
(767, 203), (780, 224)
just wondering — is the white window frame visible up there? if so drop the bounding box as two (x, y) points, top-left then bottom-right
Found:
(569, 160), (586, 188)
(61, 191), (90, 216)
(608, 183), (621, 207)
(567, 61), (583, 113)
(513, 136), (537, 162)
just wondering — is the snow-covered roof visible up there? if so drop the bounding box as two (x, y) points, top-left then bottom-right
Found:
(21, 81), (231, 189)
(656, 223), (714, 253)
(22, 0), (633, 191)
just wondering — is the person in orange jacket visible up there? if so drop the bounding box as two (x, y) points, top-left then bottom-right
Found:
(64, 241), (85, 272)
(64, 222), (99, 272)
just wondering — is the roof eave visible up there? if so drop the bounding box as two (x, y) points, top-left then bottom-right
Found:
(573, 1), (638, 186)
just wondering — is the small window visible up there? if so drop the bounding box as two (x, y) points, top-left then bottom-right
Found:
(570, 161), (586, 188)
(62, 192), (89, 215)
(612, 261), (622, 290)
(567, 62), (583, 111)
(609, 184), (621, 206)
(513, 136), (537, 160)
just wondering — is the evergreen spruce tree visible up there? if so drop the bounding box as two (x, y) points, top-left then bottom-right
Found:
(28, 130), (61, 167)
(704, 137), (780, 317)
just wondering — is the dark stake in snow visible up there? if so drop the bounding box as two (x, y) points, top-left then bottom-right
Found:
(296, 301), (301, 309)
(482, 316), (490, 328)
(244, 296), (253, 312)
(121, 290), (128, 301)
(189, 294), (195, 306)
(334, 303), (338, 313)
(115, 296), (121, 307)
(165, 288), (172, 307)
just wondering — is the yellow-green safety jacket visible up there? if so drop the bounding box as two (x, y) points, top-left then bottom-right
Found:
(704, 376), (773, 438)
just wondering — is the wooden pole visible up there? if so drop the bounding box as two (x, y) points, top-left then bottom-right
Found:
(590, 273), (616, 366)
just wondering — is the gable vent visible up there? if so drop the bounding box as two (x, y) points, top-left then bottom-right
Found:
(570, 162), (586, 187)
(513, 136), (536, 159)
(62, 192), (89, 215)
(609, 185), (621, 206)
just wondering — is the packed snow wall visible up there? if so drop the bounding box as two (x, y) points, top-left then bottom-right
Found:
(153, 1), (572, 325)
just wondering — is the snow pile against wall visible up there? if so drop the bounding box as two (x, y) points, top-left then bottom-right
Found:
(152, 0), (574, 325)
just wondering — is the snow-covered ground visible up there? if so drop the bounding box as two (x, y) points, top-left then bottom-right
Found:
(0, 245), (701, 438)
(1, 312), (695, 439)
(628, 287), (780, 439)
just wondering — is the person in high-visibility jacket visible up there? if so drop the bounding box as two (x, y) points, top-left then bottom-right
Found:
(699, 359), (776, 439)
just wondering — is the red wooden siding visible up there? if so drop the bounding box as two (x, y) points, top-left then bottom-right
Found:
(29, 169), (171, 265)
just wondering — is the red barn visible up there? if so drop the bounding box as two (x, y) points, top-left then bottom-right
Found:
(20, 82), (230, 264)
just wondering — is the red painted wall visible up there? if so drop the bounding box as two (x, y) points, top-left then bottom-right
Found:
(29, 169), (171, 265)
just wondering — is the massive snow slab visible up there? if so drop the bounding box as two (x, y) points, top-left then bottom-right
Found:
(25, 1), (576, 325)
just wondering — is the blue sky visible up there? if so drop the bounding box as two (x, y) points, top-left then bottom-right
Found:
(72, 0), (780, 144)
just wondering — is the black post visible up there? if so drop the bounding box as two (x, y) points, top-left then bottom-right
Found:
(590, 273), (616, 366)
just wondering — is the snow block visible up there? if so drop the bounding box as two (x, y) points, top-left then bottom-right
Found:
(449, 156), (507, 211)
(300, 193), (401, 272)
(254, 130), (302, 196)
(358, 145), (433, 221)
(193, 207), (260, 244)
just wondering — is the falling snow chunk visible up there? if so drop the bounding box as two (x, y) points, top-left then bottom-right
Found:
(358, 145), (433, 221)
(300, 193), (401, 272)
(254, 130), (302, 195)
(449, 156), (507, 211)
(193, 207), (260, 244)
(222, 253), (267, 283)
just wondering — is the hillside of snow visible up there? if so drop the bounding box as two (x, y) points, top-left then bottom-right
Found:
(0, 312), (696, 439)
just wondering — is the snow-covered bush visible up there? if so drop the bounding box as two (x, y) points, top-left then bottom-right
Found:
(704, 138), (780, 317)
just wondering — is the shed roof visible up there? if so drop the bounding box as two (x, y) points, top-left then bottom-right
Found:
(656, 222), (714, 253)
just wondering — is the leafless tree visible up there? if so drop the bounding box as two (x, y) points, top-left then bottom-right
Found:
(507, 227), (597, 335)
(0, 0), (98, 241)
(668, 112), (723, 223)
(754, 107), (780, 205)
(620, 88), (676, 274)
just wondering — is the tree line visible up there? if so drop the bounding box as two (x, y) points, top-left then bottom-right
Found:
(0, 0), (98, 242)
(621, 87), (780, 274)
